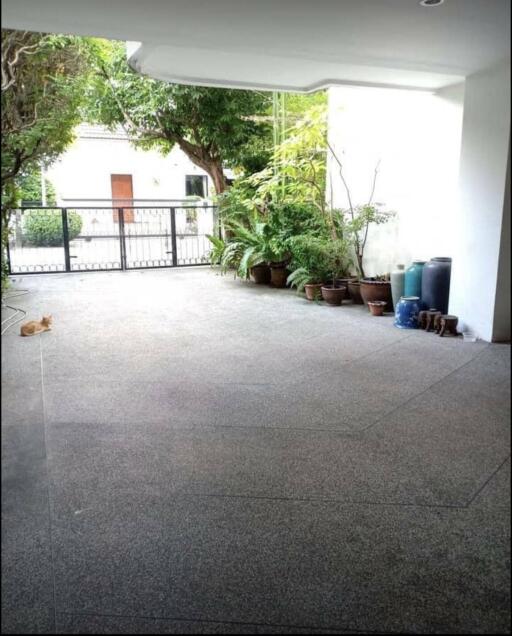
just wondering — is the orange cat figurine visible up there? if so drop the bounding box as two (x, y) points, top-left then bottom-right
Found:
(20, 315), (53, 337)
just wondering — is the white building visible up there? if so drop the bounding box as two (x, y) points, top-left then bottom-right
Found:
(46, 123), (214, 207)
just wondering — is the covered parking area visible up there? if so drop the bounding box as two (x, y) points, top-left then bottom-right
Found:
(1, 1), (510, 634)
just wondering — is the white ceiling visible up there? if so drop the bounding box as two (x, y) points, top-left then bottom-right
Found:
(2, 0), (510, 91)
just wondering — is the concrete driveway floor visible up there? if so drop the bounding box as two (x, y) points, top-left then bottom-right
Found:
(1, 267), (510, 634)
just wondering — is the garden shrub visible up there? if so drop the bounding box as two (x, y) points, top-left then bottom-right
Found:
(24, 210), (82, 246)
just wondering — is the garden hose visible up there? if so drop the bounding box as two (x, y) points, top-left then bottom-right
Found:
(1, 289), (29, 335)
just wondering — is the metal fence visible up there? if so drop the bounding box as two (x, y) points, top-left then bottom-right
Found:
(6, 205), (218, 274)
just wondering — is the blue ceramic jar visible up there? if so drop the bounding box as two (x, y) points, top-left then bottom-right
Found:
(394, 296), (421, 329)
(421, 257), (452, 312)
(404, 261), (425, 298)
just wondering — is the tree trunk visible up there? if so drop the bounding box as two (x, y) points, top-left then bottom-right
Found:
(207, 161), (227, 195)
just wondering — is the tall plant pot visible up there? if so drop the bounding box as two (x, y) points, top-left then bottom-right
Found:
(404, 260), (426, 298)
(421, 257), (452, 312)
(269, 264), (288, 288)
(390, 264), (405, 309)
(348, 281), (364, 304)
(250, 263), (271, 284)
(360, 279), (393, 312)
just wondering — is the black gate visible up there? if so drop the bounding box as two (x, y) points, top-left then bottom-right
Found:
(6, 205), (218, 274)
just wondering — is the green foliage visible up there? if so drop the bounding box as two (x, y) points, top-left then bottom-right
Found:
(222, 216), (290, 279)
(286, 235), (352, 291)
(248, 105), (329, 217)
(84, 41), (272, 192)
(24, 210), (82, 246)
(16, 168), (57, 205)
(2, 31), (95, 185)
(1, 30), (96, 280)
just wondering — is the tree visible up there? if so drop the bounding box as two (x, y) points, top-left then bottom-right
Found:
(16, 167), (57, 206)
(1, 29), (93, 292)
(86, 42), (272, 194)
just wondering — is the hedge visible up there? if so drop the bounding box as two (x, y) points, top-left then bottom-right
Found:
(24, 210), (82, 247)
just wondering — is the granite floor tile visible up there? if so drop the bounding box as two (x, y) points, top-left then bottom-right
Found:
(51, 496), (510, 634)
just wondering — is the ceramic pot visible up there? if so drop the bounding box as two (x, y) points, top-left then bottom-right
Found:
(394, 296), (421, 329)
(390, 264), (405, 309)
(335, 277), (358, 292)
(304, 283), (323, 301)
(368, 301), (386, 316)
(421, 257), (452, 313)
(269, 264), (288, 288)
(250, 263), (271, 284)
(321, 285), (346, 306)
(359, 279), (393, 312)
(404, 261), (426, 298)
(347, 281), (364, 304)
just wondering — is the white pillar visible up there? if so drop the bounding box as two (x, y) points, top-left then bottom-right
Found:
(449, 59), (511, 342)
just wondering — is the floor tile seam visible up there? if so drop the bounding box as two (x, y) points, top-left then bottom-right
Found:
(285, 332), (417, 388)
(360, 342), (493, 434)
(176, 492), (466, 509)
(465, 454), (512, 508)
(55, 609), (407, 634)
(39, 335), (59, 635)
(42, 421), (368, 435)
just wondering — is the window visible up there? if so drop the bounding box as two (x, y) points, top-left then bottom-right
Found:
(185, 175), (207, 198)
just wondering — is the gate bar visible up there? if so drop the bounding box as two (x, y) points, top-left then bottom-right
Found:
(61, 208), (71, 272)
(170, 207), (178, 267)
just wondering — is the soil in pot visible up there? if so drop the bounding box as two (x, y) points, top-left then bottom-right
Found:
(360, 279), (393, 312)
(304, 283), (323, 301)
(368, 300), (386, 316)
(270, 265), (288, 288)
(348, 281), (364, 304)
(250, 263), (271, 284)
(321, 285), (346, 306)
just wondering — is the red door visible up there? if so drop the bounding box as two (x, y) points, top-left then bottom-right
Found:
(111, 174), (134, 223)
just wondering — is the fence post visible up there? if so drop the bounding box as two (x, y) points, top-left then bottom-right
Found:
(61, 208), (71, 272)
(170, 207), (178, 267)
(118, 208), (127, 270)
(5, 233), (12, 275)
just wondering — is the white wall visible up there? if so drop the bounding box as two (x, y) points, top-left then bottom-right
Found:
(493, 141), (510, 342)
(327, 84), (464, 277)
(46, 124), (212, 205)
(449, 59), (511, 342)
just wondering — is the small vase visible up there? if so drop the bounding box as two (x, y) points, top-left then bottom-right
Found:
(394, 296), (421, 329)
(404, 261), (426, 298)
(368, 301), (386, 316)
(390, 264), (405, 309)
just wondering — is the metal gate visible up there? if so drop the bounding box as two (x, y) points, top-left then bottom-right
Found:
(6, 205), (217, 274)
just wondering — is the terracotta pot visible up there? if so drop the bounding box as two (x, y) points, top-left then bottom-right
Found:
(321, 284), (346, 306)
(304, 283), (323, 301)
(250, 263), (271, 284)
(269, 265), (288, 288)
(335, 277), (358, 290)
(368, 300), (386, 316)
(359, 279), (393, 312)
(347, 281), (364, 304)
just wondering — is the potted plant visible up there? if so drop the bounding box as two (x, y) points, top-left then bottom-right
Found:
(286, 235), (331, 300)
(226, 219), (290, 287)
(321, 238), (351, 306)
(359, 274), (393, 312)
